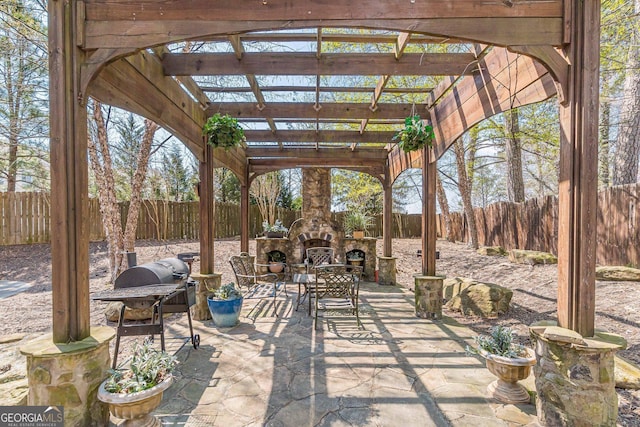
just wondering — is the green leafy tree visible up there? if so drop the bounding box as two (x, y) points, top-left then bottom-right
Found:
(161, 143), (197, 201)
(0, 0), (48, 191)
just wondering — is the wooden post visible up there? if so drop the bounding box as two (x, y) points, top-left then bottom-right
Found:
(382, 171), (393, 257)
(557, 0), (600, 337)
(422, 150), (437, 276)
(240, 182), (249, 253)
(199, 144), (215, 273)
(49, 0), (90, 342)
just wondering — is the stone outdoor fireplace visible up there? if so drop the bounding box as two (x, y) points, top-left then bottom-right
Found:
(256, 167), (376, 280)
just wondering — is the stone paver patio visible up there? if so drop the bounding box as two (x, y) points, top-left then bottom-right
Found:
(133, 283), (538, 426)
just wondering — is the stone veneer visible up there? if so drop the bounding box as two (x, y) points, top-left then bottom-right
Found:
(414, 275), (444, 319)
(190, 272), (221, 320)
(20, 327), (115, 426)
(344, 237), (376, 281)
(529, 321), (626, 426)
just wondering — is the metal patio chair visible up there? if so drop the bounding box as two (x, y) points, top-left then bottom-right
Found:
(229, 252), (285, 317)
(313, 264), (363, 330)
(305, 247), (335, 273)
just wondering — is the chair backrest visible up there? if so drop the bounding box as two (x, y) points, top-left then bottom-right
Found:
(306, 247), (335, 269)
(315, 265), (362, 298)
(229, 252), (256, 290)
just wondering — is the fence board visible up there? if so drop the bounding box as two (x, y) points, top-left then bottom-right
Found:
(1, 186), (639, 267)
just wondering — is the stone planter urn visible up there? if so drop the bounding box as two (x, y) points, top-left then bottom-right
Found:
(97, 375), (173, 427)
(483, 348), (536, 404)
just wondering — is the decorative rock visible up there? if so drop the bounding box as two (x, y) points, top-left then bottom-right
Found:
(596, 265), (640, 281)
(530, 322), (626, 427)
(442, 277), (475, 300)
(615, 355), (640, 389)
(445, 278), (512, 318)
(414, 275), (444, 320)
(541, 326), (586, 345)
(104, 301), (154, 322)
(508, 249), (558, 265)
(477, 246), (507, 256)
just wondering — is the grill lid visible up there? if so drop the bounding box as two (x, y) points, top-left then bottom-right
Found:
(114, 257), (189, 289)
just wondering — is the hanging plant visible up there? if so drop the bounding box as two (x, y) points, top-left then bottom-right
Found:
(203, 113), (246, 149)
(393, 115), (435, 152)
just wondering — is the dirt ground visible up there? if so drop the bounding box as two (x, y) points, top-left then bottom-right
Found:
(0, 238), (638, 425)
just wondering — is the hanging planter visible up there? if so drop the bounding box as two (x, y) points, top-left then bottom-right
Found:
(203, 113), (246, 150)
(393, 115), (435, 152)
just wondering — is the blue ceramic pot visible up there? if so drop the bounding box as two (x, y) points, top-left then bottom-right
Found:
(207, 296), (243, 327)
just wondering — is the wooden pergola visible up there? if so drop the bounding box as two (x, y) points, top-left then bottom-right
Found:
(49, 0), (599, 343)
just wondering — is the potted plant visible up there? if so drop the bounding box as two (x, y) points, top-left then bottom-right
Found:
(203, 113), (246, 150)
(267, 251), (286, 273)
(393, 115), (435, 152)
(346, 251), (364, 266)
(466, 325), (536, 404)
(207, 282), (244, 327)
(262, 219), (288, 238)
(344, 210), (372, 239)
(97, 339), (177, 426)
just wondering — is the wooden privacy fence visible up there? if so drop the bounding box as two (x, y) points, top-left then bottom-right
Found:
(0, 193), (422, 245)
(443, 183), (640, 268)
(4, 184), (637, 266)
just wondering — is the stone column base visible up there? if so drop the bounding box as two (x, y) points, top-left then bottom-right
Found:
(377, 256), (397, 286)
(414, 275), (444, 320)
(530, 321), (626, 426)
(19, 327), (115, 427)
(190, 273), (221, 321)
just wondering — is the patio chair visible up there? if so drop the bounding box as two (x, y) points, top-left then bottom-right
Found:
(305, 247), (335, 273)
(313, 264), (363, 330)
(229, 252), (285, 317)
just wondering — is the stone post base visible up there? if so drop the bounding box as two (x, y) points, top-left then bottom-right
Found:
(190, 273), (221, 321)
(414, 275), (444, 320)
(19, 327), (115, 427)
(530, 321), (626, 426)
(377, 256), (397, 286)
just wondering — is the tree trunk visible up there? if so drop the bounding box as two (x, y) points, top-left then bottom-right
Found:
(453, 138), (479, 249)
(504, 109), (525, 202)
(88, 101), (157, 281)
(435, 171), (455, 242)
(122, 119), (158, 252)
(599, 101), (611, 187)
(613, 0), (640, 185)
(88, 101), (125, 281)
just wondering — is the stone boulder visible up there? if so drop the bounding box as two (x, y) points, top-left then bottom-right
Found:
(508, 249), (558, 265)
(477, 246), (507, 256)
(596, 266), (640, 282)
(443, 277), (512, 318)
(615, 355), (640, 390)
(104, 301), (155, 321)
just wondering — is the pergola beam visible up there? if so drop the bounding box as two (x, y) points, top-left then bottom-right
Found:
(200, 85), (434, 94)
(84, 18), (563, 50)
(162, 52), (478, 77)
(243, 130), (395, 144)
(245, 147), (389, 160)
(205, 102), (420, 120)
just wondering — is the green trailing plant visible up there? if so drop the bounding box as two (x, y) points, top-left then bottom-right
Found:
(262, 219), (288, 233)
(213, 282), (243, 300)
(393, 115), (435, 152)
(346, 252), (364, 261)
(466, 326), (527, 358)
(203, 113), (246, 149)
(344, 210), (373, 235)
(104, 339), (177, 394)
(268, 251), (286, 263)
